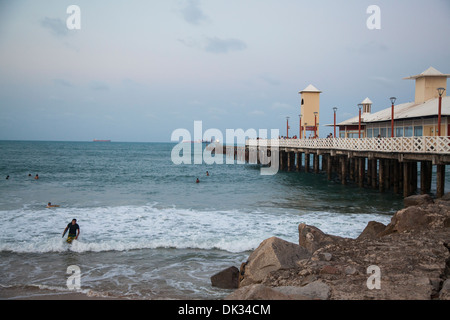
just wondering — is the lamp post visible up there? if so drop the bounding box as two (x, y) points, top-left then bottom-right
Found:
(333, 107), (338, 138)
(299, 114), (302, 140)
(437, 88), (445, 136)
(390, 97), (396, 138)
(286, 116), (290, 138)
(314, 112), (318, 139)
(358, 104), (363, 138)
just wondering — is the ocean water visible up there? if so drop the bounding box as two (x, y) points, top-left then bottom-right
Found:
(0, 140), (408, 299)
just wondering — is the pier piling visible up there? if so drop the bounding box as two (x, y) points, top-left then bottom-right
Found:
(238, 138), (450, 198)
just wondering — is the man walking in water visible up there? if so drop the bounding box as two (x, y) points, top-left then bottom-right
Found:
(62, 219), (80, 243)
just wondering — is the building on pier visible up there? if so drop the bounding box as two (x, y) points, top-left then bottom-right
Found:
(244, 67), (450, 199)
(338, 67), (450, 139)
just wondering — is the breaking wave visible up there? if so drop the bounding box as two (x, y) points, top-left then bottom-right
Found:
(0, 203), (391, 254)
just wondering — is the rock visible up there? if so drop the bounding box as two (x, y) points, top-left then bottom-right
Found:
(404, 194), (434, 207)
(225, 282), (330, 300)
(239, 237), (310, 287)
(225, 284), (299, 300)
(273, 281), (330, 300)
(344, 265), (357, 275)
(298, 223), (346, 254)
(320, 265), (340, 275)
(320, 252), (332, 261)
(439, 192), (450, 201)
(381, 206), (429, 235)
(357, 221), (387, 240)
(211, 266), (239, 289)
(445, 218), (450, 228)
(439, 279), (450, 300)
(381, 203), (450, 236)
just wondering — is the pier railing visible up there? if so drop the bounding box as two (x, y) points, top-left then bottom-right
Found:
(246, 137), (450, 154)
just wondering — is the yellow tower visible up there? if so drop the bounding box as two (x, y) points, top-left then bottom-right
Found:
(299, 84), (322, 138)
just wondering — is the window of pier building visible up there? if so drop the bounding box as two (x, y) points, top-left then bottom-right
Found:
(363, 119), (450, 138)
(339, 131), (365, 139)
(414, 126), (423, 136)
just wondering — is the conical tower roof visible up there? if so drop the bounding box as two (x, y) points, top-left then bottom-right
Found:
(299, 84), (322, 93)
(361, 97), (373, 104)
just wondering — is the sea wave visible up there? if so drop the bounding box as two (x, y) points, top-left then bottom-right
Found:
(0, 204), (392, 254)
(0, 236), (260, 254)
(0, 204), (296, 254)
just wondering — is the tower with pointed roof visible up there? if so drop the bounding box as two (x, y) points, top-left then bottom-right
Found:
(404, 67), (449, 104)
(299, 84), (322, 138)
(361, 97), (373, 114)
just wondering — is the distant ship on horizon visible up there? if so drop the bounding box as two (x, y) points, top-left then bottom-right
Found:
(93, 139), (111, 142)
(181, 138), (214, 144)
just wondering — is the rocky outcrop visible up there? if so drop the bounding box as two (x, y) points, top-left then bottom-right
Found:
(238, 237), (310, 287)
(226, 193), (450, 300)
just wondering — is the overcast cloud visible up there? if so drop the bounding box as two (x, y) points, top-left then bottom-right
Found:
(0, 0), (449, 142)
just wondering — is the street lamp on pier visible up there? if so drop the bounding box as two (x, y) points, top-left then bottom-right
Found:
(286, 117), (290, 138)
(358, 104), (363, 138)
(333, 107), (338, 138)
(437, 88), (445, 136)
(314, 112), (318, 139)
(299, 114), (302, 140)
(390, 97), (397, 138)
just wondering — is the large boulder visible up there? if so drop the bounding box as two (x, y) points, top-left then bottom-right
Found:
(211, 266), (239, 289)
(387, 206), (431, 233)
(357, 221), (387, 240)
(381, 203), (450, 236)
(298, 223), (346, 253)
(404, 194), (434, 208)
(239, 237), (310, 287)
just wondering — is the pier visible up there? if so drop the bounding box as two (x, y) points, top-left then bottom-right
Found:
(230, 136), (450, 198)
(220, 67), (450, 198)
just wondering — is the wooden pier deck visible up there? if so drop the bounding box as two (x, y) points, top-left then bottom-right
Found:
(232, 137), (450, 198)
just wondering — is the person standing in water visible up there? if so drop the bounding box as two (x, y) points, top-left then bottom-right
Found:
(62, 219), (80, 243)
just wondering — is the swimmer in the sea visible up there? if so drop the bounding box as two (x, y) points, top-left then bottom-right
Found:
(47, 202), (60, 208)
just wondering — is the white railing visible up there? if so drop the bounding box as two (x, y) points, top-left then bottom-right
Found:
(246, 137), (450, 154)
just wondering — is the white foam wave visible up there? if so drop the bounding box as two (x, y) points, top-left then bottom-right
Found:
(0, 204), (392, 254)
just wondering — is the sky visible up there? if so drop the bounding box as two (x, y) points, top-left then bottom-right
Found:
(0, 0), (449, 142)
